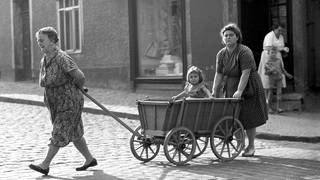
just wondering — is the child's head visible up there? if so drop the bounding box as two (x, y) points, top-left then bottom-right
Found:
(267, 46), (278, 59)
(187, 66), (203, 85)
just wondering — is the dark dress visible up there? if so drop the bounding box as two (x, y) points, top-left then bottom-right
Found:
(216, 44), (268, 129)
(39, 49), (84, 147)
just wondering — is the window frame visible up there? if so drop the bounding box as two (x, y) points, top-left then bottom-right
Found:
(128, 0), (187, 84)
(56, 0), (83, 54)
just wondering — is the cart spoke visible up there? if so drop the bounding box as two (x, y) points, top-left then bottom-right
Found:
(196, 142), (201, 151)
(168, 146), (176, 153)
(148, 146), (156, 154)
(172, 149), (178, 159)
(198, 138), (206, 143)
(233, 127), (241, 135)
(185, 143), (192, 151)
(169, 140), (178, 146)
(230, 141), (238, 151)
(181, 150), (190, 158)
(133, 139), (143, 143)
(225, 120), (229, 135)
(135, 144), (144, 151)
(214, 139), (224, 147)
(146, 147), (149, 159)
(184, 139), (193, 144)
(139, 147), (145, 157)
(213, 134), (225, 139)
(227, 142), (231, 158)
(218, 125), (226, 135)
(219, 141), (226, 156)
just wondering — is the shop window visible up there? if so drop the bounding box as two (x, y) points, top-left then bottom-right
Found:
(136, 0), (184, 77)
(57, 0), (82, 53)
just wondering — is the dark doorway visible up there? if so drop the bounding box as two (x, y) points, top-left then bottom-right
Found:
(240, 0), (293, 72)
(240, 0), (269, 66)
(240, 0), (294, 88)
(13, 0), (32, 81)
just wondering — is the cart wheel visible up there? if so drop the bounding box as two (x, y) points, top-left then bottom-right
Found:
(163, 127), (196, 165)
(210, 116), (245, 161)
(193, 136), (209, 158)
(130, 126), (160, 162)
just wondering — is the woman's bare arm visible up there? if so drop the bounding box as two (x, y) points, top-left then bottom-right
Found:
(69, 69), (85, 88)
(233, 69), (250, 98)
(212, 73), (223, 97)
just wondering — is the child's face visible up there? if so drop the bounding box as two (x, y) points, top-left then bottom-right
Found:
(269, 49), (277, 58)
(189, 72), (200, 85)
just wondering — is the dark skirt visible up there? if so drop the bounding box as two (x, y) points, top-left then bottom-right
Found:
(225, 71), (268, 129)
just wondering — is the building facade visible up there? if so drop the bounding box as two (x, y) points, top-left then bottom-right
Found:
(0, 0), (319, 93)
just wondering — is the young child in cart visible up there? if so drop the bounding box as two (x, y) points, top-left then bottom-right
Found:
(172, 66), (212, 100)
(264, 46), (293, 113)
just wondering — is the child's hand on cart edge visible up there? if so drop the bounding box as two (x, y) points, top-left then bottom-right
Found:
(232, 90), (242, 99)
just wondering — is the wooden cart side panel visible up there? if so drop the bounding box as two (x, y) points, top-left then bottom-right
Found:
(137, 101), (183, 136)
(178, 99), (241, 135)
(137, 104), (146, 130)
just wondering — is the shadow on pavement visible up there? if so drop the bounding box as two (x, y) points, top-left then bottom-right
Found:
(152, 156), (320, 179)
(35, 170), (123, 180)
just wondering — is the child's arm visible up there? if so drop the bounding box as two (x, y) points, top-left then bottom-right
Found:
(172, 91), (187, 100)
(203, 87), (213, 98)
(280, 63), (293, 79)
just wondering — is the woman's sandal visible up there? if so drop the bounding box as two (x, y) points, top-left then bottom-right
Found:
(242, 148), (255, 157)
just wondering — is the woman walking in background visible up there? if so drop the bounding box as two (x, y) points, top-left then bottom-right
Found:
(29, 27), (97, 175)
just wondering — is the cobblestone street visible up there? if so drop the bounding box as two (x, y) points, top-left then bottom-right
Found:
(1, 102), (320, 180)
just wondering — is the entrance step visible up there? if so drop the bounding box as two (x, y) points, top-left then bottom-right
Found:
(280, 93), (304, 112)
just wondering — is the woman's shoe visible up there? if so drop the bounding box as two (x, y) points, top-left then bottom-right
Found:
(242, 148), (255, 157)
(277, 108), (284, 113)
(76, 158), (97, 171)
(29, 164), (49, 175)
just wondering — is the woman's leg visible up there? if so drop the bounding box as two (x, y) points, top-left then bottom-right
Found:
(276, 83), (283, 113)
(265, 89), (273, 113)
(246, 128), (256, 150)
(73, 137), (94, 164)
(40, 145), (60, 169)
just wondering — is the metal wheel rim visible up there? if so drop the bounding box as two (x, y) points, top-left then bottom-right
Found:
(210, 116), (245, 161)
(163, 127), (196, 165)
(130, 126), (160, 162)
(193, 136), (209, 158)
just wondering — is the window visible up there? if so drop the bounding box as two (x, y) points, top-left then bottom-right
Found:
(269, 0), (288, 42)
(57, 0), (82, 53)
(135, 0), (184, 77)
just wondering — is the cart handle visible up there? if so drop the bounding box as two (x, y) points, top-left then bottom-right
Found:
(79, 87), (142, 137)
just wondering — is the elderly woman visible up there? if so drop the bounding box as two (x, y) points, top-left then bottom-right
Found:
(29, 27), (97, 175)
(212, 23), (268, 157)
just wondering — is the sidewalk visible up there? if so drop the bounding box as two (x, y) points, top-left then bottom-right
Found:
(1, 81), (319, 143)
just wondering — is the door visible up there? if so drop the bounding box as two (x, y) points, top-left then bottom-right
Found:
(13, 0), (31, 81)
(240, 0), (269, 66)
(240, 0), (292, 75)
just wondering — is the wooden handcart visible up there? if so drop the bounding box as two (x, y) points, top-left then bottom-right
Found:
(80, 88), (245, 166)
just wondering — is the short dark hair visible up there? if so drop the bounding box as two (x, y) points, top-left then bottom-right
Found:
(36, 27), (59, 43)
(272, 22), (286, 30)
(220, 23), (243, 44)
